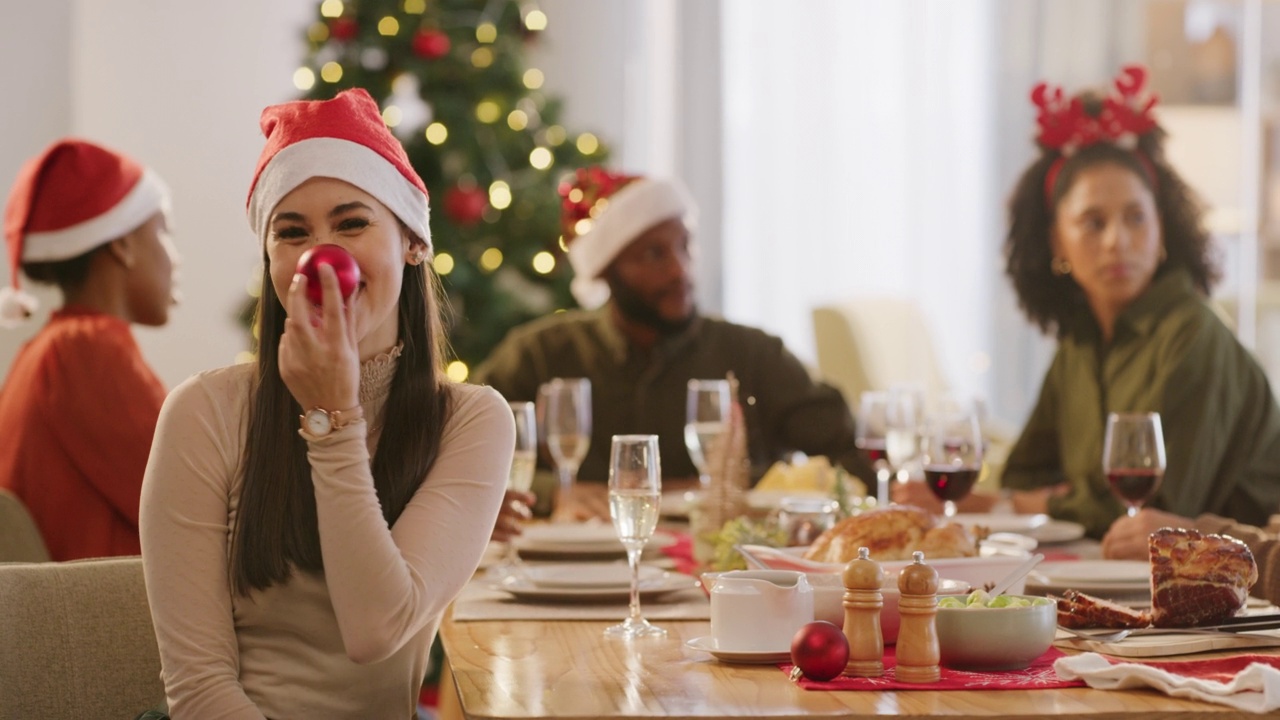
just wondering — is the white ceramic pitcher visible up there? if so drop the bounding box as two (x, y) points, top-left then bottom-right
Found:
(708, 570), (814, 652)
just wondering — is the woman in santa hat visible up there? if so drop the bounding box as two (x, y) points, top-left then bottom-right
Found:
(139, 89), (512, 718)
(0, 138), (177, 562)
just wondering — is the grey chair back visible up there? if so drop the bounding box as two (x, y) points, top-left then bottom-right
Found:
(0, 489), (50, 562)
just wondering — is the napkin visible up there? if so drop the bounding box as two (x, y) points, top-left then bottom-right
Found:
(1054, 652), (1280, 713)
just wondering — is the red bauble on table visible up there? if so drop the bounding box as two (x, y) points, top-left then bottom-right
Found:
(790, 621), (849, 682)
(443, 186), (488, 226)
(412, 29), (451, 59)
(329, 17), (358, 42)
(296, 244), (361, 306)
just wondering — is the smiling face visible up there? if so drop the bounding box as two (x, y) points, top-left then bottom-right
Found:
(266, 177), (418, 356)
(1051, 162), (1163, 327)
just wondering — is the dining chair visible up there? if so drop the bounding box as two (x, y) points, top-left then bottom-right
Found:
(0, 488), (50, 563)
(0, 556), (165, 719)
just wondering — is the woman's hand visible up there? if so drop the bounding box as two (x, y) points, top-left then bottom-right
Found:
(1101, 508), (1195, 560)
(490, 490), (537, 543)
(278, 264), (360, 415)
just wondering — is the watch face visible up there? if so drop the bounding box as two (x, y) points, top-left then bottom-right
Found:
(305, 409), (332, 435)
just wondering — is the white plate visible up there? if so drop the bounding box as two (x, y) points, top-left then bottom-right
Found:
(515, 527), (677, 558)
(523, 563), (664, 590)
(950, 513), (1086, 544)
(1038, 560), (1148, 584)
(660, 489), (698, 518)
(489, 571), (695, 603)
(685, 636), (791, 664)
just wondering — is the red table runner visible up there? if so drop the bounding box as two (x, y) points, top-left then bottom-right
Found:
(785, 646), (1085, 691)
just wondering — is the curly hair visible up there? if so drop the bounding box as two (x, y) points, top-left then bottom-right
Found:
(1004, 97), (1219, 335)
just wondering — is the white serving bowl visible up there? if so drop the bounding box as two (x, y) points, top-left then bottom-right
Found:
(935, 595), (1056, 671)
(805, 572), (969, 644)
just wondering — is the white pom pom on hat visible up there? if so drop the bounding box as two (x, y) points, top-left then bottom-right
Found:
(559, 167), (695, 309)
(1, 138), (169, 328)
(246, 88), (431, 252)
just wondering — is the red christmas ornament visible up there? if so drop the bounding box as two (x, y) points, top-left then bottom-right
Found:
(329, 17), (358, 42)
(296, 244), (361, 306)
(789, 621), (849, 682)
(443, 186), (488, 226)
(412, 29), (451, 60)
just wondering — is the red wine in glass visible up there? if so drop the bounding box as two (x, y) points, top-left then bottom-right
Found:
(924, 464), (980, 502)
(1107, 468), (1163, 512)
(857, 439), (887, 465)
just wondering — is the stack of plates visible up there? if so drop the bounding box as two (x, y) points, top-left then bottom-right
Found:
(1027, 560), (1150, 597)
(949, 513), (1086, 544)
(489, 562), (694, 603)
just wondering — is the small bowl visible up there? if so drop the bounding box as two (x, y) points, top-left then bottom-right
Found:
(935, 595), (1056, 671)
(805, 573), (969, 644)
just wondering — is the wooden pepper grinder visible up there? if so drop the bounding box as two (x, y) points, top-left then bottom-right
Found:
(894, 551), (940, 683)
(841, 546), (884, 678)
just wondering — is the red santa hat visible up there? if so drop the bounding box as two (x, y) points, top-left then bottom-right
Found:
(1, 138), (170, 327)
(559, 167), (695, 309)
(247, 88), (431, 251)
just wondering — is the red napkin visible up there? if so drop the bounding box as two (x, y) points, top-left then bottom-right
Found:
(786, 645), (1085, 691)
(659, 531), (698, 576)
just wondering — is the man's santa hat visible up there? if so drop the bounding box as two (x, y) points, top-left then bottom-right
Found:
(247, 88), (431, 251)
(1, 139), (169, 327)
(559, 167), (695, 309)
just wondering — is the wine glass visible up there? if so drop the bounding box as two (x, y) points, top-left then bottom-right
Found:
(542, 378), (592, 516)
(495, 401), (537, 570)
(1102, 412), (1166, 517)
(856, 391), (891, 505)
(884, 386), (922, 483)
(684, 379), (731, 488)
(920, 405), (983, 517)
(604, 434), (665, 639)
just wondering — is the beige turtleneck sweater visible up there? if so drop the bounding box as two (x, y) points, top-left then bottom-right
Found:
(139, 351), (512, 719)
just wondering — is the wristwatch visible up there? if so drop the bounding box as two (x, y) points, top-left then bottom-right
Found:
(300, 405), (364, 437)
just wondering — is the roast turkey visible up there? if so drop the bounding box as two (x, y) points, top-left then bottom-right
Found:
(801, 505), (977, 564)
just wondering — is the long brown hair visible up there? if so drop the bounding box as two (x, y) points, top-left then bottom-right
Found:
(231, 244), (450, 595)
(1004, 95), (1218, 335)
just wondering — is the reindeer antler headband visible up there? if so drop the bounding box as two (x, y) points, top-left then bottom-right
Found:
(1033, 65), (1161, 205)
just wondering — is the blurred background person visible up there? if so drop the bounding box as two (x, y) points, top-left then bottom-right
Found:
(0, 138), (177, 561)
(473, 166), (875, 520)
(999, 66), (1280, 539)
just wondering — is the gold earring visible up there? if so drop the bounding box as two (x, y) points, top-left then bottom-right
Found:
(407, 249), (426, 265)
(1051, 257), (1072, 276)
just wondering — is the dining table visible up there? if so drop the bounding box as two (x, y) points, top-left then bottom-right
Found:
(435, 483), (1277, 719)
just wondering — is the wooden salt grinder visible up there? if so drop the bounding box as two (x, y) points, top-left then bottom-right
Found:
(841, 546), (884, 678)
(894, 551), (940, 683)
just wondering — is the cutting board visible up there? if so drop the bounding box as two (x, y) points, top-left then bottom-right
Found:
(1055, 629), (1280, 658)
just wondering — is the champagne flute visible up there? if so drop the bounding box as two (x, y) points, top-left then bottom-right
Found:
(604, 434), (665, 639)
(542, 378), (592, 517)
(1103, 412), (1166, 518)
(921, 405), (983, 518)
(496, 401), (537, 570)
(684, 379), (731, 488)
(884, 387), (921, 483)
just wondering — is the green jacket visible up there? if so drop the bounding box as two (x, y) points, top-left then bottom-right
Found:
(470, 307), (875, 484)
(1002, 269), (1280, 538)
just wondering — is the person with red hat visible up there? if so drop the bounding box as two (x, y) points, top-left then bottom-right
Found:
(472, 166), (875, 520)
(0, 138), (177, 561)
(138, 88), (511, 718)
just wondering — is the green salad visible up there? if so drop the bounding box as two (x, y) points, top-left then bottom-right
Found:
(937, 590), (1054, 609)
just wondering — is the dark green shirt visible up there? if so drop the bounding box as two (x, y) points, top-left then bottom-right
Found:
(470, 307), (875, 484)
(1002, 269), (1280, 538)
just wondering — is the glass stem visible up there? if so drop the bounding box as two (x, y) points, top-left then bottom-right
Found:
(627, 546), (643, 624)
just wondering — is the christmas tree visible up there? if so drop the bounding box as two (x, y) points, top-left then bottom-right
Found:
(249, 0), (608, 375)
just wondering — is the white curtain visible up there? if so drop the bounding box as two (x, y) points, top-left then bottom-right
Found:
(721, 0), (1000, 409)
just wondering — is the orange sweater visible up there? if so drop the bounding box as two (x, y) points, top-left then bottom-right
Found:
(0, 307), (165, 560)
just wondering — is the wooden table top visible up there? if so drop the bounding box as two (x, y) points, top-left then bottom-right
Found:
(439, 614), (1264, 719)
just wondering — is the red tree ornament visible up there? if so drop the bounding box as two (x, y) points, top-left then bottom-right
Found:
(329, 17), (358, 42)
(412, 29), (451, 59)
(789, 621), (849, 682)
(296, 244), (361, 306)
(443, 186), (488, 226)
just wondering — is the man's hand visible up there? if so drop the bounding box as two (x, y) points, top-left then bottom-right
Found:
(1101, 508), (1194, 560)
(491, 489), (537, 543)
